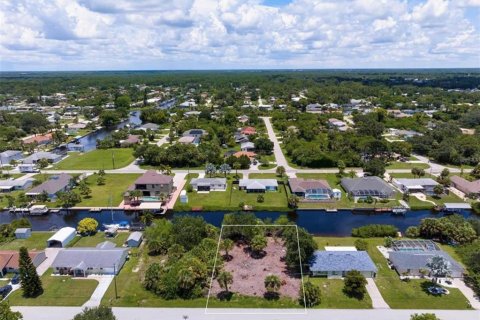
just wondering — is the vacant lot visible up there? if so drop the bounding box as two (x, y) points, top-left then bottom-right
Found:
(0, 232), (53, 250)
(210, 237), (301, 299)
(8, 269), (98, 306)
(54, 148), (135, 170)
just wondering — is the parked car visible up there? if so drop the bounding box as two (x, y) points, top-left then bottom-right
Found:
(11, 274), (20, 285)
(0, 285), (12, 299)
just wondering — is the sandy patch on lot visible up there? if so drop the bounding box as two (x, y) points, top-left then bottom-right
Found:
(211, 237), (301, 299)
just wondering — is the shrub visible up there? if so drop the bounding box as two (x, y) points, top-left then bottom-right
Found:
(77, 218), (98, 236)
(351, 224), (398, 238)
(343, 270), (367, 299)
(257, 194), (265, 203)
(186, 184), (193, 193)
(405, 226), (420, 238)
(299, 281), (321, 307)
(354, 239), (368, 251)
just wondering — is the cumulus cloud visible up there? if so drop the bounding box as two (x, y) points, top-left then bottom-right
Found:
(0, 0), (478, 70)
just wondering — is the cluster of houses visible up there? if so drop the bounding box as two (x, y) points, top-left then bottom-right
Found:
(0, 149), (64, 173)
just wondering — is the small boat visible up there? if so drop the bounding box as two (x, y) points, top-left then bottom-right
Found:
(325, 208), (338, 212)
(392, 206), (407, 214)
(103, 221), (130, 231)
(89, 208), (102, 212)
(29, 205), (49, 215)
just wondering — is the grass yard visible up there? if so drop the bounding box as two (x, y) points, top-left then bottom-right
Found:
(54, 148), (135, 170)
(248, 173), (283, 179)
(75, 173), (141, 207)
(295, 173), (400, 209)
(388, 172), (435, 179)
(314, 237), (471, 310)
(307, 277), (372, 309)
(0, 232), (53, 250)
(68, 232), (130, 247)
(386, 162), (430, 170)
(8, 269), (98, 306)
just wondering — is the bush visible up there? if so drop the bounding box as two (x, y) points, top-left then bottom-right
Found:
(343, 270), (367, 299)
(405, 226), (420, 238)
(257, 194), (265, 203)
(351, 224), (398, 238)
(77, 218), (98, 236)
(300, 281), (321, 307)
(354, 239), (368, 251)
(186, 184), (193, 193)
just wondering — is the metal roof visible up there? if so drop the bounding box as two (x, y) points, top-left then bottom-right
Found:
(310, 251), (377, 272)
(47, 227), (76, 243)
(127, 231), (143, 242)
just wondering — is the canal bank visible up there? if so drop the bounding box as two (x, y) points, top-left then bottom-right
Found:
(0, 209), (477, 236)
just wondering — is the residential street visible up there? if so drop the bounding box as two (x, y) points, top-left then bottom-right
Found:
(260, 116), (292, 171)
(12, 307), (480, 320)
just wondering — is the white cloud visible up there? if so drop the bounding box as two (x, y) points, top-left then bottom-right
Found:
(0, 0), (478, 70)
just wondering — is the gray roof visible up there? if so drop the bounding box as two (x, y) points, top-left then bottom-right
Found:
(15, 228), (31, 234)
(310, 251), (377, 272)
(26, 173), (72, 195)
(289, 178), (331, 194)
(134, 170), (172, 185)
(389, 251), (464, 273)
(241, 142), (255, 149)
(127, 231), (143, 242)
(190, 178), (227, 187)
(23, 152), (62, 164)
(52, 248), (128, 269)
(96, 241), (116, 249)
(139, 123), (160, 130)
(395, 178), (438, 187)
(239, 179), (278, 190)
(0, 178), (34, 188)
(450, 176), (480, 194)
(0, 150), (22, 157)
(341, 177), (395, 197)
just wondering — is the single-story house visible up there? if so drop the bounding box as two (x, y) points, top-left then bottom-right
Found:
(238, 115), (249, 124)
(138, 123), (160, 131)
(185, 111), (201, 117)
(126, 232), (143, 247)
(240, 142), (255, 152)
(15, 228), (31, 239)
(182, 129), (207, 144)
(124, 170), (174, 204)
(450, 176), (480, 198)
(0, 178), (34, 192)
(234, 132), (249, 143)
(178, 136), (197, 144)
(0, 150), (23, 164)
(389, 251), (464, 278)
(26, 173), (73, 200)
(393, 178), (439, 195)
(47, 227), (77, 248)
(288, 178), (334, 200)
(121, 135), (141, 147)
(233, 151), (256, 161)
(190, 178), (227, 192)
(240, 126), (256, 136)
(310, 251), (377, 278)
(22, 151), (63, 164)
(306, 103), (323, 113)
(178, 99), (197, 108)
(51, 247), (129, 277)
(0, 250), (46, 276)
(239, 179), (278, 193)
(341, 177), (395, 201)
(22, 133), (53, 145)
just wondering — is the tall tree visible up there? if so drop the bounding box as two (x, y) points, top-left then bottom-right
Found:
(343, 270), (367, 299)
(427, 255), (451, 283)
(19, 246), (43, 297)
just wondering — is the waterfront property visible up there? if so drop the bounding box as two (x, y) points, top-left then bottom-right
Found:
(309, 250), (377, 278)
(47, 227), (76, 248)
(124, 170), (174, 205)
(138, 123), (160, 131)
(0, 250), (46, 276)
(288, 178), (337, 200)
(239, 178), (278, 193)
(0, 150), (23, 164)
(14, 228), (32, 239)
(388, 251), (464, 278)
(54, 148), (135, 170)
(392, 178), (439, 195)
(126, 231), (143, 247)
(120, 134), (141, 147)
(51, 247), (129, 277)
(22, 133), (53, 145)
(25, 173), (73, 200)
(450, 175), (480, 198)
(189, 178), (227, 192)
(22, 151), (63, 164)
(0, 178), (34, 192)
(341, 177), (395, 201)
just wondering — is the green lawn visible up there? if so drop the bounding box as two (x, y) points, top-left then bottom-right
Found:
(75, 173), (141, 207)
(69, 232), (130, 247)
(54, 148), (135, 170)
(314, 237), (471, 310)
(248, 173), (283, 179)
(307, 277), (372, 309)
(406, 192), (466, 210)
(296, 173), (400, 209)
(388, 172), (435, 179)
(0, 232), (54, 250)
(8, 269), (98, 306)
(386, 162), (430, 170)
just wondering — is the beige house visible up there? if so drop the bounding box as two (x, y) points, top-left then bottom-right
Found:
(124, 170), (174, 204)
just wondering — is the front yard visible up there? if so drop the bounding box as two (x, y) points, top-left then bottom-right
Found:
(307, 277), (372, 309)
(8, 269), (98, 306)
(54, 148), (135, 170)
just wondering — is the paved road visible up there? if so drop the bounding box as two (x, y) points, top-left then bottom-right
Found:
(12, 307), (480, 320)
(261, 116), (291, 171)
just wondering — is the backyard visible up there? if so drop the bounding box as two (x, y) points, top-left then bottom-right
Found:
(8, 269), (98, 306)
(68, 232), (130, 247)
(0, 232), (53, 250)
(54, 148), (135, 170)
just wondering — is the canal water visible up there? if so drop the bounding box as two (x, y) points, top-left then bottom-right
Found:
(0, 210), (477, 236)
(70, 111), (142, 152)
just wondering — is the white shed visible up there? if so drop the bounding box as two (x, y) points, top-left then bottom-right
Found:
(126, 231), (143, 247)
(47, 227), (76, 248)
(15, 228), (32, 239)
(180, 190), (188, 203)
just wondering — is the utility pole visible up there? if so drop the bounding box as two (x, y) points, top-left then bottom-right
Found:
(113, 263), (118, 299)
(112, 151), (115, 169)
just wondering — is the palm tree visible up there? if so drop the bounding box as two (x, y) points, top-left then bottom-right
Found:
(205, 163), (217, 178)
(233, 162), (241, 178)
(130, 190), (142, 203)
(217, 271), (233, 293)
(219, 163), (231, 177)
(264, 274), (281, 295)
(220, 239), (234, 260)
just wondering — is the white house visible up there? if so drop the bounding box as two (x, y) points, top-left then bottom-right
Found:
(239, 179), (278, 193)
(240, 142), (255, 152)
(190, 178), (227, 192)
(393, 178), (439, 195)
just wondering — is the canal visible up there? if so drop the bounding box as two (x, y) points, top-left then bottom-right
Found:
(0, 210), (477, 236)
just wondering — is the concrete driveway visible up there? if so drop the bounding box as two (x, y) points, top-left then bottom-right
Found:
(366, 278), (390, 309)
(37, 248), (61, 276)
(82, 275), (113, 308)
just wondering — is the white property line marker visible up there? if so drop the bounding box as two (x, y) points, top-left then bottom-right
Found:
(204, 224), (308, 315)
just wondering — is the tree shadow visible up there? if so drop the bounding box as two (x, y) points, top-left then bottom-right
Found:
(263, 292), (280, 300)
(222, 254), (233, 262)
(342, 288), (365, 300)
(250, 250), (266, 259)
(217, 291), (233, 301)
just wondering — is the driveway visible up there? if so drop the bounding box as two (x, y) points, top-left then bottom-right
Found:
(37, 248), (61, 276)
(452, 279), (480, 309)
(82, 275), (113, 308)
(366, 278), (390, 309)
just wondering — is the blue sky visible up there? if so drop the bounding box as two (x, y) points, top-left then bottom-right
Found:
(0, 0), (479, 71)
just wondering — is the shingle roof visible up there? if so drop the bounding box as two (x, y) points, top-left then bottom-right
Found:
(239, 179), (278, 190)
(26, 173), (72, 195)
(52, 248), (128, 269)
(395, 178), (438, 187)
(310, 251), (377, 272)
(289, 178), (331, 193)
(134, 170), (172, 185)
(341, 177), (395, 197)
(190, 178), (227, 187)
(450, 176), (480, 194)
(389, 251), (464, 273)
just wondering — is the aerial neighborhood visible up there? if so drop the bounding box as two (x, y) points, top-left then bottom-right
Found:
(0, 70), (479, 320)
